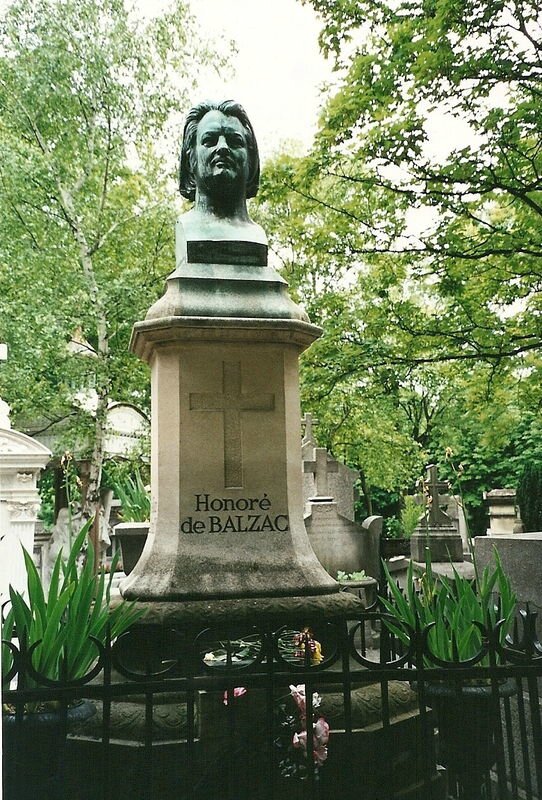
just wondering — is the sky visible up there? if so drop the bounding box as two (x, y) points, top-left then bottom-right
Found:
(180, 0), (332, 161)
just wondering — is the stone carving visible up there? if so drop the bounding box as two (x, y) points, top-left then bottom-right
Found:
(189, 361), (274, 488)
(6, 501), (40, 520)
(17, 472), (34, 483)
(304, 447), (338, 500)
(410, 463), (463, 562)
(43, 507), (84, 582)
(178, 99), (266, 245)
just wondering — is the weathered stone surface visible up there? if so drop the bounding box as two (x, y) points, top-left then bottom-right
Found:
(410, 527), (464, 562)
(304, 500), (366, 578)
(484, 488), (522, 535)
(474, 533), (542, 612)
(361, 515), (383, 580)
(114, 591), (363, 628)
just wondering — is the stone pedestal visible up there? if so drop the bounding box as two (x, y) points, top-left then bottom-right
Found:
(410, 525), (464, 562)
(484, 488), (522, 535)
(121, 317), (337, 602)
(0, 425), (51, 599)
(120, 241), (351, 613)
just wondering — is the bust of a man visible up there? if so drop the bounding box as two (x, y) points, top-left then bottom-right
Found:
(178, 100), (266, 245)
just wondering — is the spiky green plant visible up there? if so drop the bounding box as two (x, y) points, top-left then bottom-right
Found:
(2, 520), (145, 692)
(380, 549), (516, 665)
(113, 470), (151, 522)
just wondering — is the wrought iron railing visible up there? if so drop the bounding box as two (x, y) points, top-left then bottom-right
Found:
(2, 603), (542, 800)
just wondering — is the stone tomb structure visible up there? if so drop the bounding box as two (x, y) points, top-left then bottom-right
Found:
(484, 488), (523, 536)
(120, 100), (356, 622)
(78, 101), (438, 795)
(0, 379), (51, 599)
(300, 418), (371, 579)
(410, 463), (464, 562)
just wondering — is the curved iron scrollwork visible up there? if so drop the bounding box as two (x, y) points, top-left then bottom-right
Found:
(3, 606), (541, 690)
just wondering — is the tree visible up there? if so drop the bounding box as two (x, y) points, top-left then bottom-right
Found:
(255, 153), (425, 513)
(0, 0), (227, 522)
(300, 0), (541, 370)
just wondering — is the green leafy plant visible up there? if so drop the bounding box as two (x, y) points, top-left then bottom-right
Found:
(400, 496), (421, 539)
(383, 517), (404, 539)
(113, 470), (151, 522)
(380, 549), (516, 666)
(337, 570), (368, 582)
(2, 520), (145, 698)
(517, 462), (542, 533)
(384, 497), (422, 540)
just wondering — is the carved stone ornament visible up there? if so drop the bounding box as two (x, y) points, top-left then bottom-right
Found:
(16, 472), (34, 483)
(6, 501), (40, 520)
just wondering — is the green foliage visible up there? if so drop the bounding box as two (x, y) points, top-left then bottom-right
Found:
(0, 0), (229, 519)
(337, 570), (368, 582)
(380, 549), (517, 665)
(113, 469), (151, 523)
(384, 517), (404, 540)
(385, 496), (422, 540)
(257, 0), (542, 525)
(2, 520), (145, 691)
(517, 462), (542, 533)
(400, 496), (421, 538)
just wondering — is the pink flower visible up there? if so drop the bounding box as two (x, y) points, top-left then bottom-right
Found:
(289, 684), (322, 723)
(292, 730), (307, 750)
(292, 717), (330, 767)
(289, 684), (307, 717)
(314, 717), (330, 746)
(223, 687), (247, 705)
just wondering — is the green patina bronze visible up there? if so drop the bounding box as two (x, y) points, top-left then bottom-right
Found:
(143, 100), (308, 322)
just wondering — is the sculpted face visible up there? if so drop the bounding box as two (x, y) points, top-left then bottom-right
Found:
(193, 110), (250, 202)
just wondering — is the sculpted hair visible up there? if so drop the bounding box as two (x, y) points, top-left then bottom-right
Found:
(179, 100), (260, 201)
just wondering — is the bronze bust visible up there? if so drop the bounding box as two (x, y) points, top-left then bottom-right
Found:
(178, 100), (267, 245)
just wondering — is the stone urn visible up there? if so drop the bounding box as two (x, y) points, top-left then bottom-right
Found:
(114, 522), (149, 575)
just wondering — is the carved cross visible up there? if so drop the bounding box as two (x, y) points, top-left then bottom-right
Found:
(425, 463), (452, 526)
(302, 412), (319, 444)
(304, 447), (338, 499)
(190, 361), (275, 488)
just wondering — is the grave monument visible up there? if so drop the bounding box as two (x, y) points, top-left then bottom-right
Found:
(410, 463), (464, 562)
(120, 100), (357, 622)
(0, 344), (51, 598)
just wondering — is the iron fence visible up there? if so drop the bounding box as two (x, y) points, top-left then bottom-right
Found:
(2, 601), (542, 800)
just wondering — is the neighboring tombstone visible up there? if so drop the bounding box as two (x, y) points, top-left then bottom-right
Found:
(103, 402), (150, 458)
(445, 495), (471, 553)
(303, 446), (368, 578)
(0, 365), (51, 599)
(43, 506), (84, 584)
(410, 463), (464, 562)
(475, 533), (542, 614)
(302, 425), (359, 522)
(361, 515), (383, 581)
(484, 488), (522, 536)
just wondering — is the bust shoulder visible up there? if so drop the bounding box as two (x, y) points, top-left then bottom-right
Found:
(179, 208), (268, 245)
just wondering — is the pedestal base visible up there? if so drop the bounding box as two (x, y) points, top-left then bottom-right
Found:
(410, 527), (464, 562)
(113, 590), (363, 628)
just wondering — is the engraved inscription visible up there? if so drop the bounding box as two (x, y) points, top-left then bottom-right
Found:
(181, 493), (289, 534)
(189, 362), (274, 488)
